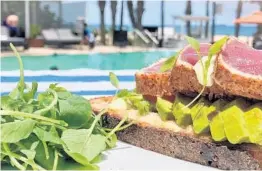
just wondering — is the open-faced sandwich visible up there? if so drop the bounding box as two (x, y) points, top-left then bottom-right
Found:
(91, 37), (262, 170)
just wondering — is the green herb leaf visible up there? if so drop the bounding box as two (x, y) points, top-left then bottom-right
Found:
(21, 149), (36, 160)
(23, 82), (38, 102)
(33, 127), (62, 144)
(9, 88), (20, 99)
(133, 100), (150, 116)
(109, 72), (119, 89)
(208, 36), (229, 56)
(204, 36), (229, 84)
(106, 133), (117, 148)
(160, 51), (181, 72)
(185, 36), (200, 52)
(1, 96), (14, 110)
(10, 43), (25, 98)
(117, 89), (130, 97)
(1, 119), (36, 143)
(58, 95), (92, 129)
(63, 150), (98, 170)
(61, 129), (106, 161)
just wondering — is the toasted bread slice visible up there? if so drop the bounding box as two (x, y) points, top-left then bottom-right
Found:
(90, 96), (262, 170)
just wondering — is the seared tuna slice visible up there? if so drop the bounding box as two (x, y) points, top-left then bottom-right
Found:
(214, 38), (262, 100)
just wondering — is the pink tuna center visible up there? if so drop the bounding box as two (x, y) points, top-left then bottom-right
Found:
(143, 60), (165, 72)
(181, 44), (211, 65)
(222, 40), (262, 75)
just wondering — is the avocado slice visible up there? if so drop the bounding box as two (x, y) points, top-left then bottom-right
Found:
(209, 99), (248, 142)
(208, 100), (229, 139)
(156, 97), (173, 121)
(244, 103), (262, 145)
(191, 98), (211, 134)
(210, 112), (226, 142)
(172, 94), (194, 127)
(221, 98), (250, 144)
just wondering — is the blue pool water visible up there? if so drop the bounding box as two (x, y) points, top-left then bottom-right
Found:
(1, 51), (176, 71)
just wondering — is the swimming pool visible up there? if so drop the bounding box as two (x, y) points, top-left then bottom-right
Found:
(1, 50), (175, 97)
(1, 50), (176, 71)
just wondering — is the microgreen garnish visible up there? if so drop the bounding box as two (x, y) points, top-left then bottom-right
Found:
(184, 36), (206, 109)
(183, 36), (229, 110)
(0, 43), (133, 170)
(109, 72), (119, 89)
(108, 72), (150, 116)
(160, 50), (181, 72)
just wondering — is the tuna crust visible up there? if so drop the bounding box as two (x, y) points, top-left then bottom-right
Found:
(214, 54), (262, 100)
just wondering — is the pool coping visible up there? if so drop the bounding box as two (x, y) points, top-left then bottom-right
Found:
(1, 45), (179, 58)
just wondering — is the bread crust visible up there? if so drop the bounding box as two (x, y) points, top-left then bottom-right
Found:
(90, 96), (262, 170)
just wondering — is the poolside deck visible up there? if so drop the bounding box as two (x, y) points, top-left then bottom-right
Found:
(1, 35), (253, 58)
(1, 45), (164, 57)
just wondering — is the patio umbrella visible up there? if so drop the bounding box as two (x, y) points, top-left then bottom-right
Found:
(234, 11), (262, 24)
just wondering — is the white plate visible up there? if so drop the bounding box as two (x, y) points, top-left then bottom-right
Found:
(98, 141), (217, 170)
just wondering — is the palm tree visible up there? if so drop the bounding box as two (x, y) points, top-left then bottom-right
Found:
(110, 0), (117, 36)
(127, 0), (137, 29)
(235, 0), (243, 37)
(185, 0), (192, 36)
(120, 0), (124, 30)
(205, 0), (209, 38)
(58, 1), (63, 27)
(136, 0), (144, 30)
(127, 0), (144, 30)
(98, 0), (106, 45)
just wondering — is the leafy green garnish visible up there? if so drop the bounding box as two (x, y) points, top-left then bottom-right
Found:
(1, 119), (36, 143)
(160, 50), (181, 72)
(116, 89), (150, 116)
(109, 72), (119, 89)
(183, 36), (229, 109)
(185, 36), (200, 51)
(0, 43), (134, 170)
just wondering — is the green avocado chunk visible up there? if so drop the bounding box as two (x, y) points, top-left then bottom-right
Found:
(220, 99), (250, 144)
(209, 99), (230, 141)
(244, 103), (262, 145)
(191, 98), (211, 134)
(156, 97), (173, 121)
(210, 98), (249, 142)
(172, 94), (194, 127)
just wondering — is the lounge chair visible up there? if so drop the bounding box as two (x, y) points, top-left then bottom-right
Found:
(56, 28), (81, 45)
(41, 29), (60, 46)
(1, 26), (28, 49)
(41, 28), (81, 47)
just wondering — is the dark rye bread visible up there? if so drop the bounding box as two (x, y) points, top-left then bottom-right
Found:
(90, 97), (262, 170)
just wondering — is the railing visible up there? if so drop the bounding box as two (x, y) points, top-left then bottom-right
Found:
(144, 29), (159, 46)
(134, 29), (150, 45)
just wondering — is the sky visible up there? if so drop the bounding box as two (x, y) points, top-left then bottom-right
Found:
(48, 0), (260, 26)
